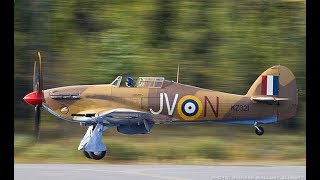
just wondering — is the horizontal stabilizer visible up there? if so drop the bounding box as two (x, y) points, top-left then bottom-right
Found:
(250, 96), (288, 103)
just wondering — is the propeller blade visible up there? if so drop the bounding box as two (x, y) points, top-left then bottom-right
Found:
(34, 105), (41, 140)
(37, 51), (42, 93)
(33, 61), (37, 92)
(25, 51), (44, 141)
(22, 51), (45, 141)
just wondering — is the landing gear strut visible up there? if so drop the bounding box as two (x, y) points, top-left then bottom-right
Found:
(78, 123), (110, 160)
(254, 122), (264, 136)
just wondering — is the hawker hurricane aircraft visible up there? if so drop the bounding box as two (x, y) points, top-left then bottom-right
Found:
(23, 52), (298, 160)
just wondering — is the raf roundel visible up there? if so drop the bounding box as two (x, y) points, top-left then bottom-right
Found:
(177, 95), (203, 120)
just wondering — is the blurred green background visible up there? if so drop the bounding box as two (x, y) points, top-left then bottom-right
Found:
(14, 0), (305, 164)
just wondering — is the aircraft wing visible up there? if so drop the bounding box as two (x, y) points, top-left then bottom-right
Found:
(97, 108), (153, 121)
(250, 96), (288, 104)
(94, 108), (154, 133)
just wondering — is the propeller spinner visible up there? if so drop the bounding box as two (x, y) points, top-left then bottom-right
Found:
(23, 52), (43, 140)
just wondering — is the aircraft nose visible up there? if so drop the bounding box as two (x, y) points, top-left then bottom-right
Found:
(23, 91), (43, 106)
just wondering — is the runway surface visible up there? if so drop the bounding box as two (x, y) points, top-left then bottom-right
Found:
(14, 164), (306, 180)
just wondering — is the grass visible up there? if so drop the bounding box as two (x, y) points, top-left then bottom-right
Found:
(14, 123), (306, 165)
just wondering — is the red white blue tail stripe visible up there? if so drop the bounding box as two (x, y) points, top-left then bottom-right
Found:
(261, 75), (279, 96)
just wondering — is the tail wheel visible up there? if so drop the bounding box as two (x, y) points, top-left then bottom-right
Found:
(88, 151), (106, 160)
(255, 126), (264, 136)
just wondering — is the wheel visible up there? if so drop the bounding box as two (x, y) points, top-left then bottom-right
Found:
(255, 126), (264, 136)
(88, 151), (106, 160)
(82, 148), (92, 159)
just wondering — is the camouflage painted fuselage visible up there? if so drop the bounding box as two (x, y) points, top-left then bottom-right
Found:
(42, 65), (298, 125)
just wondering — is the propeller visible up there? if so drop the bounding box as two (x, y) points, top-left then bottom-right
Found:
(23, 51), (44, 141)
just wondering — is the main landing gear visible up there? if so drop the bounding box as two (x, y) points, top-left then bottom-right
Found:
(254, 122), (264, 136)
(78, 123), (110, 160)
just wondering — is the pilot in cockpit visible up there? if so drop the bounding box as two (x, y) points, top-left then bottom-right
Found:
(125, 77), (134, 87)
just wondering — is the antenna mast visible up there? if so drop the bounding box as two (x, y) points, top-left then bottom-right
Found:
(176, 64), (180, 83)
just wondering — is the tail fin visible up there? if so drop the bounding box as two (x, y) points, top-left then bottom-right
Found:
(246, 65), (298, 120)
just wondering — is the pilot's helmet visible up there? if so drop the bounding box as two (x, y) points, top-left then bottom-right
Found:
(126, 77), (134, 86)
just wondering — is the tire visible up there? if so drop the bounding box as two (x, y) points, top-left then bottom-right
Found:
(255, 126), (264, 136)
(82, 148), (92, 159)
(88, 151), (106, 160)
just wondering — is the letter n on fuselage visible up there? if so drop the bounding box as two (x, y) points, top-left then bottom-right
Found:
(204, 96), (219, 118)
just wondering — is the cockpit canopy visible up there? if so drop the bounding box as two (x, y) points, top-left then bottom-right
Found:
(110, 76), (164, 88)
(137, 77), (164, 88)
